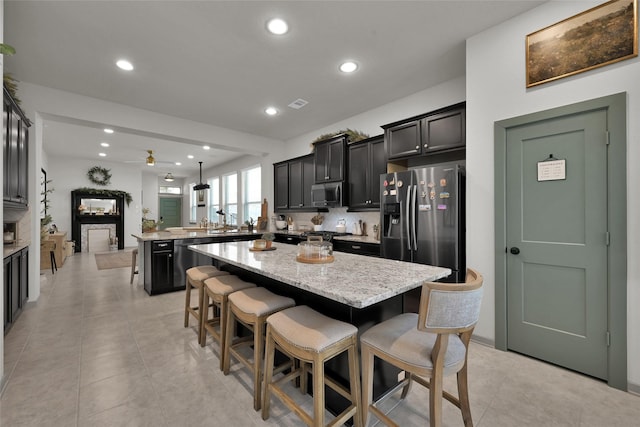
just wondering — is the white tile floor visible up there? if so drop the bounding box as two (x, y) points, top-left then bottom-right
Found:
(2, 250), (639, 426)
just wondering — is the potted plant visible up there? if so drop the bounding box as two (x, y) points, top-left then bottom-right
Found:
(261, 232), (275, 248)
(311, 215), (324, 232)
(245, 217), (255, 232)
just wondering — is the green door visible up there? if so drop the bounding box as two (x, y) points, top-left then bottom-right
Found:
(505, 109), (608, 379)
(159, 197), (182, 230)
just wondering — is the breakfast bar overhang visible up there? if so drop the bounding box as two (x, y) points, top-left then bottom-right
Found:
(189, 241), (451, 417)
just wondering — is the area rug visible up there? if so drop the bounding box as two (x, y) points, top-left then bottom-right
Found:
(95, 251), (134, 270)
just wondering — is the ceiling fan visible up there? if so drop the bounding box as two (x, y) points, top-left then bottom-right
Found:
(124, 149), (175, 166)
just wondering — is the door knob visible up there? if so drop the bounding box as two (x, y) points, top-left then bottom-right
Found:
(510, 247), (520, 255)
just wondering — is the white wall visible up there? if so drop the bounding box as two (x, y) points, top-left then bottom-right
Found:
(47, 157), (142, 248)
(466, 1), (640, 386)
(284, 76), (466, 157)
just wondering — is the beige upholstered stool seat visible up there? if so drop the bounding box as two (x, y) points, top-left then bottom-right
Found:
(262, 305), (362, 427)
(361, 313), (467, 374)
(224, 287), (295, 411)
(201, 275), (257, 370)
(184, 265), (229, 345)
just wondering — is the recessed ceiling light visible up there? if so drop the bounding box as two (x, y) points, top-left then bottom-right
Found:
(265, 107), (278, 116)
(98, 152), (106, 157)
(116, 59), (134, 71)
(175, 162), (182, 166)
(187, 155), (194, 159)
(266, 18), (288, 35)
(339, 61), (358, 73)
(104, 128), (114, 134)
(203, 145), (210, 150)
(100, 142), (110, 147)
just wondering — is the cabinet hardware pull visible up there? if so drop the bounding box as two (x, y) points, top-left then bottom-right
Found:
(352, 245), (361, 249)
(415, 145), (419, 150)
(423, 144), (428, 148)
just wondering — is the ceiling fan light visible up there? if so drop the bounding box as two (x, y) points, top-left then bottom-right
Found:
(164, 173), (174, 182)
(146, 150), (155, 166)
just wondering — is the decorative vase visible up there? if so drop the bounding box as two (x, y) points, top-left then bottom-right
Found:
(265, 241), (273, 249)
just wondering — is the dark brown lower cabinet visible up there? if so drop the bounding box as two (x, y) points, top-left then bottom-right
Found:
(4, 246), (29, 335)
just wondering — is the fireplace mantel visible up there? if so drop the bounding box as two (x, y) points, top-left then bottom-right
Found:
(71, 190), (125, 252)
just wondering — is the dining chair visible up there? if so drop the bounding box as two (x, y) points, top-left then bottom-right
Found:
(360, 268), (483, 427)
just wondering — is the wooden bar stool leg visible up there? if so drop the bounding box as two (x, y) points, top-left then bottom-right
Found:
(184, 277), (192, 327)
(50, 250), (57, 274)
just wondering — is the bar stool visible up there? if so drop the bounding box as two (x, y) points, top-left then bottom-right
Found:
(262, 305), (362, 427)
(223, 287), (295, 411)
(184, 265), (229, 344)
(201, 274), (257, 370)
(129, 248), (138, 284)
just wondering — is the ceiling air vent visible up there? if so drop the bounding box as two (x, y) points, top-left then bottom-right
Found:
(288, 98), (309, 109)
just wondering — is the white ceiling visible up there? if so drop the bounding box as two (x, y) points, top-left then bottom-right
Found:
(4, 0), (544, 177)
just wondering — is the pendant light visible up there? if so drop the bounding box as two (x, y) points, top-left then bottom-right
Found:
(164, 173), (174, 182)
(146, 150), (155, 166)
(193, 161), (210, 190)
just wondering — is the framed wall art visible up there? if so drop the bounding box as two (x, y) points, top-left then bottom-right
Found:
(526, 0), (638, 87)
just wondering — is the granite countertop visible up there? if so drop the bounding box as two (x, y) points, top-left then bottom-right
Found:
(132, 229), (260, 241)
(3, 242), (30, 258)
(189, 241), (450, 309)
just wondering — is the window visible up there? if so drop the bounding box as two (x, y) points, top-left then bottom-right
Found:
(222, 173), (238, 225)
(159, 185), (182, 195)
(208, 177), (220, 223)
(242, 166), (262, 223)
(189, 183), (197, 223)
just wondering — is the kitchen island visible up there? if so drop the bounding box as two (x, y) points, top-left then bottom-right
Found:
(188, 240), (449, 308)
(131, 229), (258, 295)
(188, 240), (450, 416)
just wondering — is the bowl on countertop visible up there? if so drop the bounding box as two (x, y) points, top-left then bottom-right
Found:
(275, 220), (287, 230)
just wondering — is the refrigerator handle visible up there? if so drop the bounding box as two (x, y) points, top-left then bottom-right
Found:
(412, 184), (418, 250)
(406, 185), (412, 251)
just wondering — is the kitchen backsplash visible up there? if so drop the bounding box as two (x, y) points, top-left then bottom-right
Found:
(284, 208), (379, 236)
(4, 207), (32, 245)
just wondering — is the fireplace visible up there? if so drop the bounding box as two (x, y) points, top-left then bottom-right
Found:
(71, 190), (125, 252)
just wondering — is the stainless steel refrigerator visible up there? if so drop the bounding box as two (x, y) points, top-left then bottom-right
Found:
(380, 162), (465, 282)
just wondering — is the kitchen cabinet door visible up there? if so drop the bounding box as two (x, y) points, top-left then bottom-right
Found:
(17, 121), (29, 204)
(10, 252), (21, 322)
(19, 247), (29, 307)
(274, 162), (289, 210)
(3, 88), (30, 208)
(385, 120), (421, 160)
(422, 106), (465, 153)
(314, 135), (346, 183)
(3, 256), (10, 333)
(151, 250), (174, 292)
(347, 135), (386, 210)
(3, 98), (10, 201)
(369, 137), (387, 207)
(347, 142), (369, 209)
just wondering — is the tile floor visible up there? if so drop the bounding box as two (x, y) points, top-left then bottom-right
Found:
(1, 250), (639, 426)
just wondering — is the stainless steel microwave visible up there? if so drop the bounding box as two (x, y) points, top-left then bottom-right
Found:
(311, 182), (342, 207)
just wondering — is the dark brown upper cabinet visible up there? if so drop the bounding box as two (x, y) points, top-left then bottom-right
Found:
(273, 154), (315, 212)
(313, 134), (346, 183)
(3, 87), (30, 209)
(383, 102), (465, 161)
(347, 135), (386, 211)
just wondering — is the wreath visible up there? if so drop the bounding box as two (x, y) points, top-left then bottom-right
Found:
(87, 166), (112, 186)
